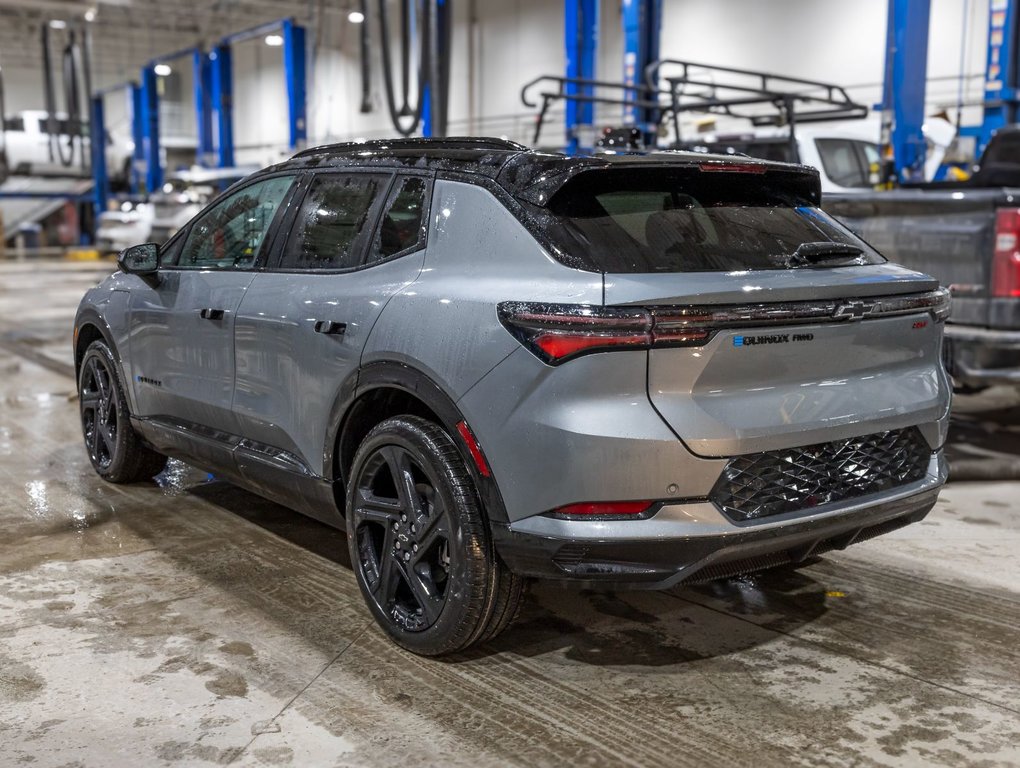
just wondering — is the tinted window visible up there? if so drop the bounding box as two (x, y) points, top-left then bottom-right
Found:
(541, 168), (883, 273)
(171, 175), (293, 269)
(367, 176), (428, 264)
(281, 174), (387, 270)
(816, 138), (875, 188)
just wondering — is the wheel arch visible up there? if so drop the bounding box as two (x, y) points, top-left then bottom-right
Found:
(329, 361), (509, 524)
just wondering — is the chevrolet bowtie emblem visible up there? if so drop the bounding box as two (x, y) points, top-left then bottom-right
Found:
(833, 300), (872, 321)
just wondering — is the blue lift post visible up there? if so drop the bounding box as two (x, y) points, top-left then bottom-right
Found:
(565, 0), (599, 154)
(194, 50), (215, 166)
(880, 0), (931, 184)
(130, 83), (144, 193)
(212, 18), (308, 168)
(980, 0), (1020, 152)
(621, 0), (661, 145)
(210, 45), (235, 168)
(139, 64), (162, 193)
(89, 95), (108, 227)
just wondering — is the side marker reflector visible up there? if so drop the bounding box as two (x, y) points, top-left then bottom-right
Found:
(456, 420), (491, 478)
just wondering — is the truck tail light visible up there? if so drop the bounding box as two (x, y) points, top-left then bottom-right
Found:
(992, 208), (1020, 298)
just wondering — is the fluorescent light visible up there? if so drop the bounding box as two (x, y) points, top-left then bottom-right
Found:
(264, 33), (283, 46)
(48, 19), (67, 29)
(154, 63), (172, 76)
(348, 10), (365, 23)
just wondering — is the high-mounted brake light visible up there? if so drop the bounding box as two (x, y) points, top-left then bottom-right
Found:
(697, 162), (767, 174)
(549, 500), (654, 518)
(992, 208), (1020, 298)
(498, 291), (950, 365)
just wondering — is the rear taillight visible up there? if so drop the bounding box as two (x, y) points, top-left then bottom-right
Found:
(497, 303), (709, 364)
(992, 208), (1020, 298)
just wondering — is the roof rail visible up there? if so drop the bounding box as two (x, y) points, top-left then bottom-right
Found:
(293, 136), (527, 159)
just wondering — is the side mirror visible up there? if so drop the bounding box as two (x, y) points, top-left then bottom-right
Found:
(118, 242), (159, 275)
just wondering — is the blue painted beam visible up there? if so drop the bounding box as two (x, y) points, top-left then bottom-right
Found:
(622, 0), (661, 143)
(981, 0), (1020, 152)
(89, 95), (109, 230)
(282, 20), (307, 149)
(565, 0), (599, 154)
(210, 45), (235, 168)
(140, 65), (162, 192)
(880, 0), (931, 183)
(194, 51), (215, 166)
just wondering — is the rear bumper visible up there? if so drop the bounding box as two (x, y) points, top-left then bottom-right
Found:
(492, 453), (946, 590)
(944, 324), (1020, 386)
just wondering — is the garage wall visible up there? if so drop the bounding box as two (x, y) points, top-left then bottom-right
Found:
(0, 0), (999, 161)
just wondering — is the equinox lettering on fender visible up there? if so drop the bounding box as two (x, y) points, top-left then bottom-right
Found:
(733, 333), (814, 347)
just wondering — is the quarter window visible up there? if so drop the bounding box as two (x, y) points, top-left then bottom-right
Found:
(367, 176), (429, 264)
(280, 174), (388, 270)
(815, 139), (876, 189)
(171, 175), (293, 269)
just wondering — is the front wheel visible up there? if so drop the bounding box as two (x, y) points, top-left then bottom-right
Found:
(78, 340), (167, 483)
(346, 416), (523, 655)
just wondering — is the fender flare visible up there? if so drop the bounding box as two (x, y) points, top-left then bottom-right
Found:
(324, 359), (510, 524)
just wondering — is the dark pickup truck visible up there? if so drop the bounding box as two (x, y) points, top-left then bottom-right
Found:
(825, 128), (1020, 389)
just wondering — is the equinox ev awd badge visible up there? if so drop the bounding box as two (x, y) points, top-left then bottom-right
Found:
(733, 333), (815, 347)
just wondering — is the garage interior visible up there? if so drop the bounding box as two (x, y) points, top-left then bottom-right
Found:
(2, 1), (1020, 766)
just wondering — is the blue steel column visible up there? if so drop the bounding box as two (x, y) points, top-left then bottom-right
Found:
(194, 50), (214, 166)
(565, 0), (599, 154)
(130, 83), (144, 194)
(140, 65), (162, 192)
(981, 0), (1020, 152)
(210, 45), (235, 168)
(880, 0), (931, 184)
(89, 95), (108, 241)
(282, 20), (307, 149)
(622, 0), (661, 144)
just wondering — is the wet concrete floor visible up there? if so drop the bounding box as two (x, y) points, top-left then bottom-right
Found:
(1, 261), (1019, 767)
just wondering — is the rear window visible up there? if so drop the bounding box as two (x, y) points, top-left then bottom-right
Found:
(539, 168), (884, 273)
(816, 138), (878, 188)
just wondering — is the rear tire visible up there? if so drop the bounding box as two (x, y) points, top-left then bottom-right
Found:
(78, 340), (167, 483)
(346, 415), (524, 655)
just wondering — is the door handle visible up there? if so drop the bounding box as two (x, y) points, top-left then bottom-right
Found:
(199, 308), (225, 320)
(313, 320), (347, 335)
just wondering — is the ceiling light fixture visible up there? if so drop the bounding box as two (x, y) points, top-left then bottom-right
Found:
(84, 7), (97, 22)
(154, 63), (172, 77)
(48, 19), (67, 29)
(348, 10), (365, 23)
(264, 33), (283, 46)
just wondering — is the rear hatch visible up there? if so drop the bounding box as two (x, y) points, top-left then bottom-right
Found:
(539, 161), (949, 456)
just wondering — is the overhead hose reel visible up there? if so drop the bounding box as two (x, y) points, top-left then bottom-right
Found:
(373, 0), (451, 137)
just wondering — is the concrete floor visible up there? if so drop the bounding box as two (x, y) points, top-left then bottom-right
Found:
(2, 261), (1020, 768)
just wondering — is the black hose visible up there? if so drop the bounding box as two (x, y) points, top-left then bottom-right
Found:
(359, 0), (372, 113)
(377, 0), (428, 136)
(41, 24), (58, 163)
(399, 0), (412, 116)
(57, 34), (78, 167)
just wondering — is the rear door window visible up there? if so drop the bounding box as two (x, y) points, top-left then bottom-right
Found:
(279, 173), (389, 271)
(541, 167), (884, 273)
(366, 176), (429, 265)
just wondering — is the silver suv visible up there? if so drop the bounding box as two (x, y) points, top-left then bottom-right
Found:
(74, 138), (951, 655)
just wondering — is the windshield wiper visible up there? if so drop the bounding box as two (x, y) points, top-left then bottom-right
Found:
(787, 241), (864, 267)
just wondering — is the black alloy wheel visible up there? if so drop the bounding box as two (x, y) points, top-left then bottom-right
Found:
(80, 353), (118, 472)
(347, 416), (525, 655)
(78, 340), (167, 483)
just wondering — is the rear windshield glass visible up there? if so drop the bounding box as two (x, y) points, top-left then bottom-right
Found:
(539, 168), (884, 273)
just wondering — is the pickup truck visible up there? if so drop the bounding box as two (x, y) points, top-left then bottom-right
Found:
(825, 127), (1020, 390)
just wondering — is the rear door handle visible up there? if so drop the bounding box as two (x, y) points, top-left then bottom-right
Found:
(199, 308), (225, 320)
(313, 320), (347, 336)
